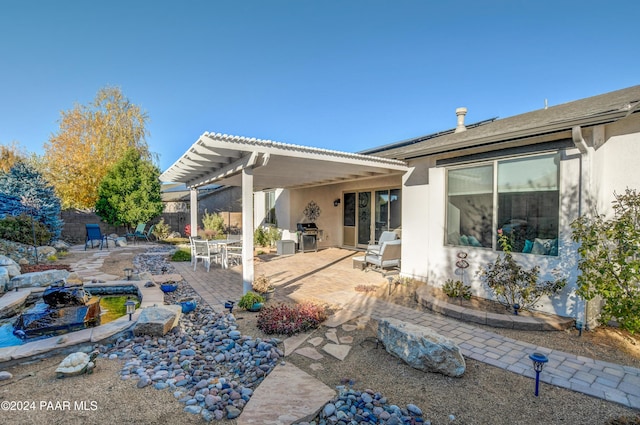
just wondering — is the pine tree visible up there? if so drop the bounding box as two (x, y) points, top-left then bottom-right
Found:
(95, 148), (163, 228)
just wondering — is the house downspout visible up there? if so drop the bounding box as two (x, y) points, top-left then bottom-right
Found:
(572, 125), (593, 329)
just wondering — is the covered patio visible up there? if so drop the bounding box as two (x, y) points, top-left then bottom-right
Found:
(160, 132), (407, 292)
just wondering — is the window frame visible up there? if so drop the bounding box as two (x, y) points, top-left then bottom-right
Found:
(445, 151), (561, 255)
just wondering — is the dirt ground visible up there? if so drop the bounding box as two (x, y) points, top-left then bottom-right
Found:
(1, 249), (639, 425)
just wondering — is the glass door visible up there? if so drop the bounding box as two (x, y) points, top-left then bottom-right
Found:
(357, 192), (372, 245)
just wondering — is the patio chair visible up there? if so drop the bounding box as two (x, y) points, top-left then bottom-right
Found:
(366, 231), (398, 255)
(192, 239), (221, 272)
(364, 239), (401, 272)
(135, 224), (155, 243)
(85, 224), (109, 250)
(126, 223), (147, 244)
(188, 236), (201, 265)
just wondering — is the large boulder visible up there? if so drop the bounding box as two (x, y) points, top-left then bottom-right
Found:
(377, 317), (466, 377)
(134, 305), (181, 337)
(6, 269), (71, 291)
(0, 255), (21, 278)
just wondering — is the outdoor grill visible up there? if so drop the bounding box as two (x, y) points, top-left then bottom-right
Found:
(296, 222), (319, 253)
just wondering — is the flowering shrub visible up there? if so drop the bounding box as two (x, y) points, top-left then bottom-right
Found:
(257, 302), (327, 336)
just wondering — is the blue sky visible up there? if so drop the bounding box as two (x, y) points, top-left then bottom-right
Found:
(1, 0), (638, 171)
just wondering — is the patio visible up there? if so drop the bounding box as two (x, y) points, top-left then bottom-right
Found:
(172, 247), (392, 311)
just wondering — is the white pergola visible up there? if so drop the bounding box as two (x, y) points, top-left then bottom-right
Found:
(159, 132), (408, 292)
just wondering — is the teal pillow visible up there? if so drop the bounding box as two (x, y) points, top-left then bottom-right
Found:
(468, 235), (482, 247)
(523, 239), (534, 253)
(549, 239), (558, 256)
(460, 235), (469, 246)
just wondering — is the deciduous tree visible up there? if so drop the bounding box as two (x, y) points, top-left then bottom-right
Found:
(94, 148), (163, 229)
(0, 142), (27, 173)
(44, 86), (151, 209)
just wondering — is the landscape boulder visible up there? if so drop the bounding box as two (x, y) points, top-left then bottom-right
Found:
(6, 269), (71, 291)
(377, 317), (466, 377)
(134, 305), (181, 337)
(0, 255), (21, 278)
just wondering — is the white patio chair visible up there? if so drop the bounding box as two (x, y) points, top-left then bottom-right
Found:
(364, 239), (401, 271)
(366, 231), (398, 255)
(192, 239), (220, 272)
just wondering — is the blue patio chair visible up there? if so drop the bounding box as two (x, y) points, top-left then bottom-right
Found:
(125, 223), (147, 244)
(85, 224), (109, 250)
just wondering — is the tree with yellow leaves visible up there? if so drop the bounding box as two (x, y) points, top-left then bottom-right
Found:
(0, 142), (27, 173)
(44, 86), (152, 209)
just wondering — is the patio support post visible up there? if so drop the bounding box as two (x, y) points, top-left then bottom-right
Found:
(241, 168), (254, 294)
(190, 188), (198, 237)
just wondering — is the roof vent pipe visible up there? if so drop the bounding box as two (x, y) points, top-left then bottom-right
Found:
(455, 107), (467, 133)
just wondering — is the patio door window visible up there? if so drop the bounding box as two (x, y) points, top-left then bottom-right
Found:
(343, 188), (401, 247)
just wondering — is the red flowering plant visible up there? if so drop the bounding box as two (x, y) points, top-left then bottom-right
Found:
(256, 302), (327, 336)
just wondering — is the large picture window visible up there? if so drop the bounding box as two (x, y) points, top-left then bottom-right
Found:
(446, 153), (560, 255)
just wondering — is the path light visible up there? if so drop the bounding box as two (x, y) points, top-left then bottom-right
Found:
(576, 320), (583, 337)
(387, 276), (394, 296)
(125, 299), (136, 321)
(529, 352), (549, 396)
(513, 303), (520, 315)
(224, 300), (235, 314)
(124, 268), (133, 281)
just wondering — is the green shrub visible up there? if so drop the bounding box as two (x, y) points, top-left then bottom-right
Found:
(153, 218), (171, 240)
(237, 291), (265, 310)
(202, 210), (225, 239)
(443, 279), (472, 300)
(478, 231), (566, 311)
(257, 302), (327, 336)
(0, 214), (52, 245)
(571, 188), (640, 333)
(171, 249), (191, 262)
(254, 227), (269, 247)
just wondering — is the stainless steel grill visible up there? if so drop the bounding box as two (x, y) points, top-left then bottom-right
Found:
(296, 222), (318, 253)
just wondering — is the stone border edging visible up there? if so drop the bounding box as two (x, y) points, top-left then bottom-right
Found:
(414, 286), (574, 331)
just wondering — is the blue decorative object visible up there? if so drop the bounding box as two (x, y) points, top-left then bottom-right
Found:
(160, 283), (178, 293)
(529, 352), (549, 396)
(224, 300), (235, 314)
(179, 298), (197, 313)
(248, 302), (263, 312)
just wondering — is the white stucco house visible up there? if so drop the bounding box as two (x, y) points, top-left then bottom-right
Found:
(160, 85), (640, 325)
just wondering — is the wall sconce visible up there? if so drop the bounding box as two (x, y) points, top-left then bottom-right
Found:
(124, 268), (133, 281)
(529, 352), (549, 396)
(333, 198), (341, 207)
(125, 299), (136, 321)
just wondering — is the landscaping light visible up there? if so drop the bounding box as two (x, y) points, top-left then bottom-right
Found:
(224, 300), (235, 314)
(513, 303), (520, 315)
(387, 276), (394, 296)
(529, 352), (549, 396)
(125, 299), (136, 321)
(124, 268), (133, 281)
(576, 320), (583, 337)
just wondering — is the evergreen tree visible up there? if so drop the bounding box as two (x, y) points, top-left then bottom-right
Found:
(95, 148), (163, 228)
(0, 162), (63, 241)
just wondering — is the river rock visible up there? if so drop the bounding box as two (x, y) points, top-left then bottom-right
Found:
(377, 317), (466, 377)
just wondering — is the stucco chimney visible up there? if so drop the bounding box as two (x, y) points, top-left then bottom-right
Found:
(454, 107), (467, 133)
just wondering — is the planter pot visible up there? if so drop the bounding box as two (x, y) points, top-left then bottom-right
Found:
(262, 288), (275, 301)
(160, 283), (178, 293)
(248, 302), (264, 312)
(179, 298), (197, 313)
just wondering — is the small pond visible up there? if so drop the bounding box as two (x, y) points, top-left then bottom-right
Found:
(0, 294), (140, 348)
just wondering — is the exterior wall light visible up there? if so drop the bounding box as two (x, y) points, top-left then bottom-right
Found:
(333, 198), (341, 207)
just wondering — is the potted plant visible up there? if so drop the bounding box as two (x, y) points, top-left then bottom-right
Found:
(238, 291), (265, 312)
(252, 274), (275, 301)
